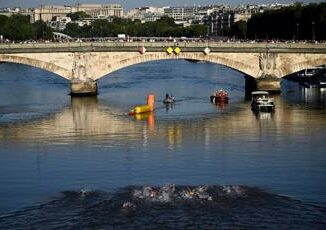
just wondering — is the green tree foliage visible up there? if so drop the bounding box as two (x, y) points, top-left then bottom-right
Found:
(63, 16), (207, 38)
(0, 14), (53, 41)
(183, 24), (208, 37)
(33, 20), (53, 40)
(156, 15), (176, 27)
(247, 2), (326, 40)
(90, 20), (112, 36)
(63, 23), (90, 37)
(231, 20), (247, 39)
(0, 15), (9, 37)
(1, 15), (34, 40)
(67, 11), (90, 21)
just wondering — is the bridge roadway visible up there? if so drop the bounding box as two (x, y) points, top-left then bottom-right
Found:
(0, 41), (326, 95)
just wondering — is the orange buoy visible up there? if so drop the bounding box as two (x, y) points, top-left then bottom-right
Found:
(147, 94), (155, 111)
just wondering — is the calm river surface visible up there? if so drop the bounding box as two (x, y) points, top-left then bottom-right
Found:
(0, 60), (326, 229)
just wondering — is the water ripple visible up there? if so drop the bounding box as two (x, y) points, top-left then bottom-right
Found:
(0, 185), (325, 229)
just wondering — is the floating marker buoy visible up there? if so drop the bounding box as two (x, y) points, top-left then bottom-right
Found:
(128, 94), (155, 115)
(147, 94), (155, 111)
(134, 105), (152, 114)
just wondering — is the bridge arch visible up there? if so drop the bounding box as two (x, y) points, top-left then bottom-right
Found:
(279, 57), (326, 77)
(0, 54), (71, 80)
(93, 52), (257, 80)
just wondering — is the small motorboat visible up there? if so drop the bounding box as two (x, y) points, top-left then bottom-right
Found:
(251, 91), (275, 112)
(163, 94), (175, 104)
(210, 89), (228, 103)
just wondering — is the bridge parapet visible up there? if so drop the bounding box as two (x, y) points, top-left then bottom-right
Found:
(1, 42), (326, 54)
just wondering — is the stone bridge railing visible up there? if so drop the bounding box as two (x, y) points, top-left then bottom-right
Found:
(1, 41), (326, 54)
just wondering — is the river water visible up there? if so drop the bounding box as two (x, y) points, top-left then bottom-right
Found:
(0, 60), (325, 229)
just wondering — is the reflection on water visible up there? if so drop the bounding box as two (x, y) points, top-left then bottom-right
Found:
(252, 111), (274, 120)
(164, 102), (174, 111)
(212, 101), (228, 110)
(300, 86), (326, 104)
(282, 80), (326, 108)
(1, 94), (325, 147)
(133, 111), (155, 127)
(167, 124), (182, 151)
(0, 61), (326, 227)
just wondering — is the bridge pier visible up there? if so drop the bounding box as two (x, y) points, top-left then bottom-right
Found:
(70, 80), (98, 96)
(256, 77), (281, 93)
(245, 76), (281, 93)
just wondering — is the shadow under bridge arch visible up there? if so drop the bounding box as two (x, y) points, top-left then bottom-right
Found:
(92, 52), (257, 81)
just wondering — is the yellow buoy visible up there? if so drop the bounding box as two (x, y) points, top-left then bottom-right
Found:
(129, 94), (155, 115)
(134, 105), (152, 114)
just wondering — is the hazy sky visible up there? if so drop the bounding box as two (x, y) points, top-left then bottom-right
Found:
(0, 0), (321, 11)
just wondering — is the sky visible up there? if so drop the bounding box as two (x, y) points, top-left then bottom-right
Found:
(0, 0), (321, 11)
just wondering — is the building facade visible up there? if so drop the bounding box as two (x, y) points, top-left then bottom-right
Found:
(31, 3), (123, 23)
(207, 11), (235, 37)
(126, 6), (165, 23)
(33, 6), (72, 22)
(164, 7), (198, 22)
(75, 4), (123, 18)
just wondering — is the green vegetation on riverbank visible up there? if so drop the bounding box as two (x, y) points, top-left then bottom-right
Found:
(0, 2), (325, 41)
(247, 2), (326, 40)
(0, 15), (52, 41)
(63, 15), (208, 38)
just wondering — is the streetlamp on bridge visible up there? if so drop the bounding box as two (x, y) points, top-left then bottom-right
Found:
(312, 21), (315, 41)
(296, 23), (300, 41)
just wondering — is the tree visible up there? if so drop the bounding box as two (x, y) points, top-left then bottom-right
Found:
(2, 14), (34, 40)
(247, 2), (326, 40)
(90, 20), (114, 37)
(67, 11), (90, 21)
(156, 16), (176, 27)
(231, 20), (247, 39)
(0, 15), (9, 37)
(63, 23), (85, 37)
(33, 20), (53, 40)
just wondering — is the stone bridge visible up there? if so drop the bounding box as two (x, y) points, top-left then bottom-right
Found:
(0, 41), (325, 95)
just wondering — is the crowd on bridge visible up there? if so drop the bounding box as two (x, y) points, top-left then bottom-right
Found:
(1, 35), (325, 45)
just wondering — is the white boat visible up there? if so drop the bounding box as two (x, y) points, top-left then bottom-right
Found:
(297, 68), (317, 77)
(251, 91), (275, 112)
(296, 66), (325, 80)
